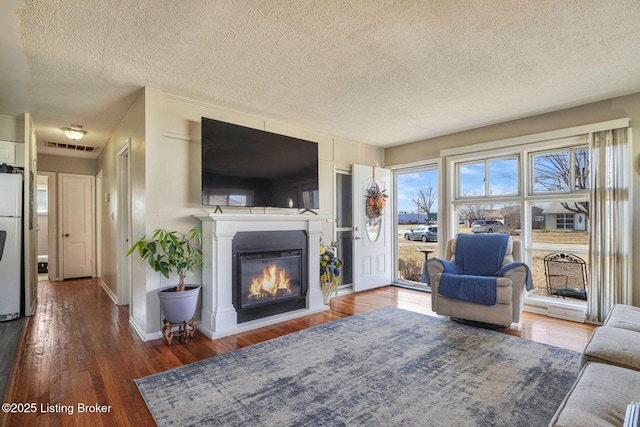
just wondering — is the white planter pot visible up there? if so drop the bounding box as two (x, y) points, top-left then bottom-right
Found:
(157, 285), (201, 324)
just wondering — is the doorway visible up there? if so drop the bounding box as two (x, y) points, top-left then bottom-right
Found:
(36, 174), (49, 281)
(394, 165), (439, 290)
(36, 172), (56, 281)
(335, 170), (353, 288)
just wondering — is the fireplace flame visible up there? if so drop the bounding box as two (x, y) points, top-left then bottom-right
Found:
(249, 264), (292, 298)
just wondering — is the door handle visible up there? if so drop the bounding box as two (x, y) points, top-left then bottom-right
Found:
(354, 236), (361, 240)
(64, 234), (69, 237)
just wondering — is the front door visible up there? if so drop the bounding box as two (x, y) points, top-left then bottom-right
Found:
(352, 164), (392, 292)
(60, 173), (94, 279)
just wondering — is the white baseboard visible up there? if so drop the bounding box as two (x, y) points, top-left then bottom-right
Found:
(100, 280), (118, 305)
(128, 315), (163, 342)
(524, 298), (587, 323)
(129, 316), (146, 341)
(199, 305), (330, 340)
(546, 303), (586, 323)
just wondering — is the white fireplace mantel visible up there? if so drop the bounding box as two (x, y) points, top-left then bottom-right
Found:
(195, 213), (330, 338)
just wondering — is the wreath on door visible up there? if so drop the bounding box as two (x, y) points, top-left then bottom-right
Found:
(365, 182), (388, 219)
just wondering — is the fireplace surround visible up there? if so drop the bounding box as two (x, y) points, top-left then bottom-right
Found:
(196, 214), (328, 338)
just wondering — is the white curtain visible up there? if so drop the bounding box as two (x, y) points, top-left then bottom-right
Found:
(587, 127), (632, 323)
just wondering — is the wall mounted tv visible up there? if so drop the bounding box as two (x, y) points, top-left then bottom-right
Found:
(201, 117), (319, 209)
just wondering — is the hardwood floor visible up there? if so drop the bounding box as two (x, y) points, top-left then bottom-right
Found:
(0, 317), (27, 401)
(2, 278), (595, 426)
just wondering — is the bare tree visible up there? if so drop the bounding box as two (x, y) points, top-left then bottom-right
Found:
(574, 149), (589, 190)
(412, 186), (437, 223)
(459, 204), (493, 226)
(535, 150), (590, 216)
(560, 201), (589, 215)
(500, 205), (521, 231)
(534, 152), (571, 191)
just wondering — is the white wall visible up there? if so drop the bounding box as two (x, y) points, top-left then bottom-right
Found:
(97, 89), (146, 324)
(0, 114), (24, 142)
(38, 154), (97, 175)
(99, 88), (383, 340)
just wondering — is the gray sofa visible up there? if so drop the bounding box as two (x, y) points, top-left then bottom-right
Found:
(550, 304), (640, 426)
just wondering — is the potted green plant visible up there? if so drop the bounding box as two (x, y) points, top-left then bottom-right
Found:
(128, 228), (204, 325)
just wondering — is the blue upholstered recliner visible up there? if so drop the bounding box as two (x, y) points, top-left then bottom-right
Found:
(426, 233), (531, 327)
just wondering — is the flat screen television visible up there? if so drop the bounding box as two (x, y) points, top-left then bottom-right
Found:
(201, 117), (319, 209)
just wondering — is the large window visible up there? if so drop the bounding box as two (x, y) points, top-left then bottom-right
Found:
(451, 137), (590, 305)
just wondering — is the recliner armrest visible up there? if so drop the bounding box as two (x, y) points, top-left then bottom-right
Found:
(426, 258), (459, 280)
(498, 265), (528, 289)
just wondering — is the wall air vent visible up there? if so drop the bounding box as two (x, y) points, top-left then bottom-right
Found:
(46, 141), (96, 152)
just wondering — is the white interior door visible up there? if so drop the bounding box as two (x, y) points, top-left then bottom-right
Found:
(352, 164), (392, 292)
(60, 173), (94, 279)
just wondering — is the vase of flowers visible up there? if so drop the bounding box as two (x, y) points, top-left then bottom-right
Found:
(319, 241), (343, 304)
(365, 182), (388, 219)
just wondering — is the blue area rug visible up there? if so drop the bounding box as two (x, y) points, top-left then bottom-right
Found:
(135, 307), (580, 426)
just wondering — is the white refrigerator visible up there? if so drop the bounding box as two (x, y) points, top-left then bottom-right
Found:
(0, 173), (22, 321)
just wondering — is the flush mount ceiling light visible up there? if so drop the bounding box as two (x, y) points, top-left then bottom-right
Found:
(61, 125), (87, 140)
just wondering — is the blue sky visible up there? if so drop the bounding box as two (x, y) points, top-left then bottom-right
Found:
(396, 170), (438, 213)
(459, 159), (518, 197)
(395, 160), (517, 213)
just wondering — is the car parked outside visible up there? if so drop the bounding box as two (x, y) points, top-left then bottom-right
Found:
(404, 225), (438, 242)
(471, 220), (504, 233)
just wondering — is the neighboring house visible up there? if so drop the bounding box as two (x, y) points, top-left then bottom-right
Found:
(531, 206), (545, 230)
(486, 210), (505, 223)
(542, 202), (588, 231)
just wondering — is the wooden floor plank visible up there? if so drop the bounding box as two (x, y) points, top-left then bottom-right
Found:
(2, 278), (595, 426)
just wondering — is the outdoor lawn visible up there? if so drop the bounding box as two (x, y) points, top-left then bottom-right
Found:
(397, 224), (589, 300)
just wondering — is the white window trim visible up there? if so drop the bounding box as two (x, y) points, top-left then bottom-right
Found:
(456, 156), (520, 199)
(529, 145), (590, 195)
(390, 158), (443, 286)
(444, 130), (597, 320)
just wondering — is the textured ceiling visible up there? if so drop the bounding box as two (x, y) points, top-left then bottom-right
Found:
(1, 0), (640, 159)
